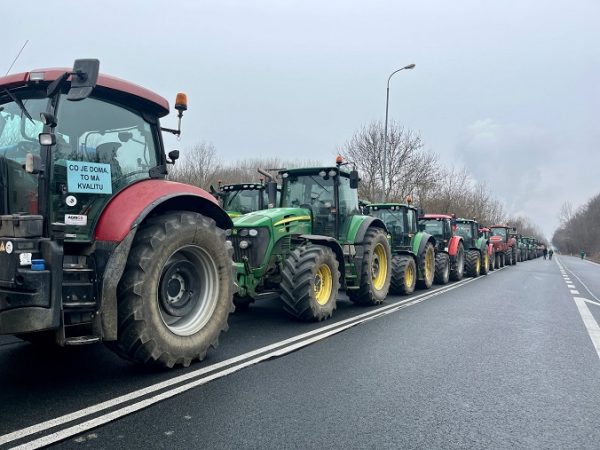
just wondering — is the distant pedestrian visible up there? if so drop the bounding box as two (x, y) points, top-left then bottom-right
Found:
(543, 247), (548, 260)
(549, 249), (553, 260)
(580, 250), (586, 260)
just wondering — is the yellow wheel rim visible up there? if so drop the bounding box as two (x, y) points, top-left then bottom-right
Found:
(405, 261), (415, 288)
(372, 243), (388, 291)
(425, 248), (434, 282)
(476, 255), (481, 273)
(314, 264), (333, 306)
(483, 253), (488, 270)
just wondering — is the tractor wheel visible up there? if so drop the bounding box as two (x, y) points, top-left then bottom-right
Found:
(489, 250), (496, 271)
(434, 252), (450, 285)
(390, 255), (417, 295)
(347, 228), (391, 305)
(465, 250), (481, 278)
(233, 294), (253, 312)
(281, 244), (340, 321)
(416, 242), (435, 289)
(450, 242), (465, 281)
(512, 248), (518, 265)
(110, 212), (234, 368)
(506, 248), (513, 266)
(481, 251), (490, 275)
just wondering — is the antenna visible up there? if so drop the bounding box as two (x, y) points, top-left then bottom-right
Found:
(5, 40), (29, 76)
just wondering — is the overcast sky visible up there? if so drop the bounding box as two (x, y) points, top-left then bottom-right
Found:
(4, 0), (598, 239)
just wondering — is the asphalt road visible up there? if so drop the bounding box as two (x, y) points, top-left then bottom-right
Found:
(1, 255), (600, 449)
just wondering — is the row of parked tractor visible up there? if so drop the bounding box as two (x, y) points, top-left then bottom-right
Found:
(211, 161), (544, 323)
(0, 59), (544, 368)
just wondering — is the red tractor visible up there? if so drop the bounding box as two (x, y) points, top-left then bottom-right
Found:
(479, 227), (496, 271)
(0, 60), (234, 367)
(418, 214), (465, 284)
(489, 225), (518, 267)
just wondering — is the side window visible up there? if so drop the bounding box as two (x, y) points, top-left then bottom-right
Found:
(338, 176), (359, 216)
(407, 208), (417, 234)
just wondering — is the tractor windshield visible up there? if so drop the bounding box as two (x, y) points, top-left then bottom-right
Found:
(282, 174), (334, 209)
(455, 222), (473, 241)
(0, 96), (48, 214)
(222, 188), (265, 214)
(491, 227), (507, 240)
(420, 219), (444, 239)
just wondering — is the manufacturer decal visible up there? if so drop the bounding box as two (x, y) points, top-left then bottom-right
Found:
(65, 214), (88, 226)
(66, 160), (112, 194)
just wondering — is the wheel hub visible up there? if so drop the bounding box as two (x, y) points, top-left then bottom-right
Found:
(159, 260), (198, 318)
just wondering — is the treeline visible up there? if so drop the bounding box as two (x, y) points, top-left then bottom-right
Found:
(552, 194), (600, 261)
(169, 120), (546, 241)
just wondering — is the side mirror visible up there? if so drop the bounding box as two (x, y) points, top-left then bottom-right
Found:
(167, 150), (180, 164)
(0, 110), (5, 137)
(38, 133), (56, 146)
(266, 181), (278, 208)
(68, 59), (100, 101)
(418, 223), (426, 232)
(40, 112), (57, 128)
(349, 170), (359, 189)
(417, 208), (424, 216)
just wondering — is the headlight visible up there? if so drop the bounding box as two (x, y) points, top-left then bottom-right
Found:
(239, 240), (250, 249)
(225, 229), (232, 236)
(239, 229), (249, 237)
(249, 229), (258, 237)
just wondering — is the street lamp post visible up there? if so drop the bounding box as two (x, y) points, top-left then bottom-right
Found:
(382, 63), (415, 201)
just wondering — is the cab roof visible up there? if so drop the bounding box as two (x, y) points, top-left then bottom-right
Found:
(367, 203), (416, 210)
(282, 166), (352, 176)
(421, 214), (452, 220)
(221, 183), (264, 190)
(0, 68), (170, 117)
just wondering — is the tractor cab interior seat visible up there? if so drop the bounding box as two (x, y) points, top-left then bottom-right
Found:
(96, 142), (122, 179)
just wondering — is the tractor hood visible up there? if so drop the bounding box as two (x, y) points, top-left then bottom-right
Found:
(232, 207), (311, 228)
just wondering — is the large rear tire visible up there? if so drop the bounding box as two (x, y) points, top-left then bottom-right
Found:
(110, 212), (234, 368)
(347, 228), (391, 305)
(489, 250), (496, 271)
(416, 242), (435, 289)
(450, 242), (465, 281)
(465, 250), (481, 278)
(390, 255), (417, 295)
(434, 252), (450, 285)
(281, 244), (340, 321)
(505, 248), (513, 266)
(512, 248), (518, 265)
(481, 250), (490, 275)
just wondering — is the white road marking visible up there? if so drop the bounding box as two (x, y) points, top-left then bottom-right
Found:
(573, 297), (600, 361)
(583, 298), (600, 306)
(2, 270), (502, 448)
(567, 284), (575, 288)
(571, 290), (580, 295)
(560, 261), (600, 303)
(9, 275), (488, 450)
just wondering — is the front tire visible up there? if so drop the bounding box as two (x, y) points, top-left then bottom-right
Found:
(347, 228), (391, 305)
(390, 255), (417, 295)
(416, 242), (435, 289)
(434, 252), (450, 285)
(465, 250), (481, 278)
(450, 242), (465, 281)
(481, 250), (490, 275)
(111, 212), (234, 368)
(281, 244), (340, 321)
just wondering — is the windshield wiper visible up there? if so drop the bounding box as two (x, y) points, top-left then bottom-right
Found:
(4, 89), (33, 123)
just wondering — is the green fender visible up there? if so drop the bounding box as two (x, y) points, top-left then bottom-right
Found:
(347, 215), (388, 244)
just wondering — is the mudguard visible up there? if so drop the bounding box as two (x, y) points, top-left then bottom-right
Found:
(448, 236), (463, 256)
(414, 232), (435, 257)
(95, 179), (232, 242)
(353, 217), (388, 244)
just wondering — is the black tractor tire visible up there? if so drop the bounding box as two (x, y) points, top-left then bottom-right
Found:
(465, 249), (481, 278)
(233, 294), (253, 312)
(390, 255), (417, 295)
(109, 211), (234, 368)
(505, 248), (513, 266)
(512, 248), (518, 265)
(281, 244), (340, 321)
(416, 242), (436, 289)
(489, 250), (496, 271)
(481, 250), (490, 275)
(450, 242), (465, 281)
(347, 228), (392, 305)
(434, 252), (450, 285)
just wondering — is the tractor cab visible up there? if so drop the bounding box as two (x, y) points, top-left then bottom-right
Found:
(489, 225), (510, 243)
(366, 203), (418, 251)
(280, 164), (361, 241)
(454, 218), (480, 249)
(419, 214), (454, 252)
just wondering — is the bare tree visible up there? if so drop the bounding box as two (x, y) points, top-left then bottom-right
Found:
(168, 142), (221, 189)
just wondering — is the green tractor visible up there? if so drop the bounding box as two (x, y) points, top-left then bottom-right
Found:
(364, 201), (436, 295)
(454, 218), (490, 277)
(229, 159), (392, 320)
(211, 170), (280, 218)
